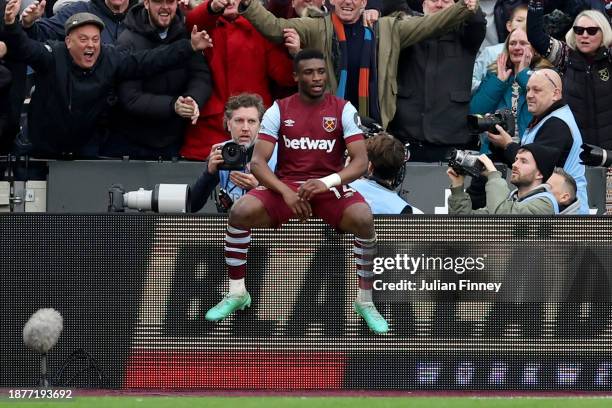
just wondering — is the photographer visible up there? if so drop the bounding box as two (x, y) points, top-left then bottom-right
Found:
(189, 93), (276, 213)
(448, 143), (560, 214)
(349, 132), (423, 214)
(486, 68), (588, 214)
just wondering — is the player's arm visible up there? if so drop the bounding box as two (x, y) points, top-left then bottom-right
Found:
(298, 103), (367, 201)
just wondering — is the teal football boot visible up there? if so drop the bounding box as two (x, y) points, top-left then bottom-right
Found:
(205, 292), (251, 321)
(353, 301), (389, 334)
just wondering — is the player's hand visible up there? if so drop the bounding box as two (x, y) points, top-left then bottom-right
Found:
(207, 144), (224, 174)
(477, 154), (497, 173)
(447, 168), (465, 187)
(4, 0), (22, 25)
(487, 125), (513, 149)
(283, 28), (300, 57)
(282, 189), (312, 222)
(0, 41), (7, 59)
(230, 171), (259, 190)
(21, 0), (45, 28)
(297, 179), (328, 201)
(362, 9), (379, 28)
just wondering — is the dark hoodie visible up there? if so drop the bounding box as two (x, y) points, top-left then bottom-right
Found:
(25, 0), (138, 44)
(108, 4), (211, 154)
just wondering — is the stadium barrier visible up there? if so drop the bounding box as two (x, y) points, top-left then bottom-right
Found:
(2, 215), (611, 390)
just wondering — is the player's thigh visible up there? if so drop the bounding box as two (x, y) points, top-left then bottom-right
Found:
(312, 187), (373, 237)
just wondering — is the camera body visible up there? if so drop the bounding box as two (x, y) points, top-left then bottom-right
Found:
(219, 142), (248, 171)
(467, 109), (515, 136)
(448, 149), (485, 178)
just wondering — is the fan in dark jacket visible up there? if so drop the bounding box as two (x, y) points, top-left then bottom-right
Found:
(1, 4), (213, 158)
(102, 1), (213, 159)
(387, 0), (486, 162)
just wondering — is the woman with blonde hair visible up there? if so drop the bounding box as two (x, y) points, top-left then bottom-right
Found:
(470, 28), (552, 146)
(528, 2), (612, 148)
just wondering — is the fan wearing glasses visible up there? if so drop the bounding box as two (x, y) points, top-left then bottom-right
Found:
(527, 0), (612, 151)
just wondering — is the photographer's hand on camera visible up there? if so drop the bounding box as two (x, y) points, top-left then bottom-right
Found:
(447, 168), (465, 188)
(488, 124), (513, 149)
(477, 154), (497, 174)
(207, 144), (225, 174)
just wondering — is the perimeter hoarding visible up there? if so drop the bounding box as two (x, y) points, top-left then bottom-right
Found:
(1, 215), (611, 390)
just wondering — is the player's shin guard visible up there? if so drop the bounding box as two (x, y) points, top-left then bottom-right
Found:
(225, 224), (251, 280)
(354, 235), (377, 288)
(353, 234), (388, 334)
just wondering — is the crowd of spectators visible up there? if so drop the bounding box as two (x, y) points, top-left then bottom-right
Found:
(0, 0), (610, 213)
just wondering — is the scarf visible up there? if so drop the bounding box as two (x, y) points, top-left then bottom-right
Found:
(331, 13), (380, 122)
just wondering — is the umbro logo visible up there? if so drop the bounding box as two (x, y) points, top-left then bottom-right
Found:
(283, 119), (295, 127)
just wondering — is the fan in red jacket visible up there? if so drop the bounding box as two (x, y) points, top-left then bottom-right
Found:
(181, 0), (297, 160)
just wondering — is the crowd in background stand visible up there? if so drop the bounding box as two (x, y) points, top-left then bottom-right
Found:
(0, 0), (611, 212)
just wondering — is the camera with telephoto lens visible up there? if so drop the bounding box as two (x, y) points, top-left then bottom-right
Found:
(580, 143), (612, 167)
(108, 184), (191, 213)
(219, 142), (248, 171)
(467, 109), (515, 136)
(448, 149), (485, 178)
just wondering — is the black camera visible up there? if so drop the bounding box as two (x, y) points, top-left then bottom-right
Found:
(467, 109), (515, 136)
(580, 143), (612, 167)
(359, 116), (384, 138)
(448, 149), (485, 178)
(219, 142), (248, 171)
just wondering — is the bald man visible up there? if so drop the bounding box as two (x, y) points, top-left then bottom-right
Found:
(486, 68), (589, 214)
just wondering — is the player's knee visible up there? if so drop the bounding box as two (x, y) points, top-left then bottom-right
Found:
(228, 196), (258, 227)
(343, 204), (374, 238)
(353, 215), (375, 238)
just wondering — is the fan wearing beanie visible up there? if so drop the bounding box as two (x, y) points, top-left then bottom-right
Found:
(447, 143), (561, 214)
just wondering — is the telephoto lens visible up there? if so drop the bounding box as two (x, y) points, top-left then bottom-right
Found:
(580, 144), (612, 167)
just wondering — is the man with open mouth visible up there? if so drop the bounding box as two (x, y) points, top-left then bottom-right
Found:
(1, 1), (213, 158)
